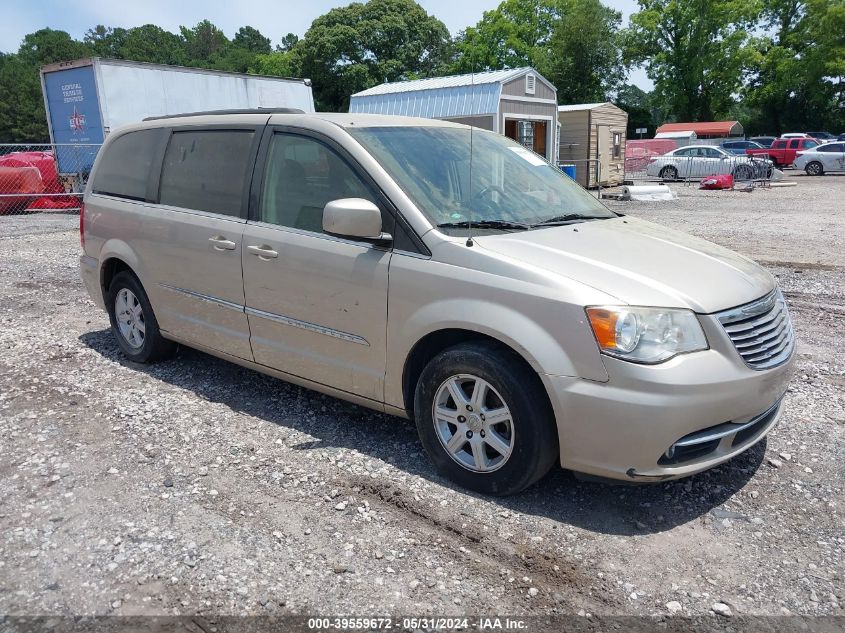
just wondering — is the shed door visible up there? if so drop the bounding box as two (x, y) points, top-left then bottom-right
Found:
(597, 125), (610, 184)
(533, 121), (547, 158)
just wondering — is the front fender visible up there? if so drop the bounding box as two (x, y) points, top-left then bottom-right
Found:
(384, 296), (609, 411)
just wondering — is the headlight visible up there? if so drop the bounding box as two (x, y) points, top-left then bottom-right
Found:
(586, 306), (708, 364)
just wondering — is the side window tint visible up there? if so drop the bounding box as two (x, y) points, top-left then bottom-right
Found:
(92, 129), (161, 200)
(159, 130), (254, 216)
(773, 140), (786, 149)
(260, 133), (377, 233)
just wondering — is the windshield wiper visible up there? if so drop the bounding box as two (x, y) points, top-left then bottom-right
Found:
(436, 219), (531, 231)
(530, 213), (611, 228)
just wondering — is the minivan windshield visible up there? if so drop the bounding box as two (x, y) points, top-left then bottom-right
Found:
(347, 126), (615, 232)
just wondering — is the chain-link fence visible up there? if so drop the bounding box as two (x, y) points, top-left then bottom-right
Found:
(624, 153), (774, 189)
(0, 144), (100, 215)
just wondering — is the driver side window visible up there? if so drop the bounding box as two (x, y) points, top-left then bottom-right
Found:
(260, 133), (376, 234)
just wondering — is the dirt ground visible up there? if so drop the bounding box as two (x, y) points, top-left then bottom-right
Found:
(1, 173), (843, 625)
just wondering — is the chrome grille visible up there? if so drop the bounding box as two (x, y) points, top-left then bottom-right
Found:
(716, 289), (794, 369)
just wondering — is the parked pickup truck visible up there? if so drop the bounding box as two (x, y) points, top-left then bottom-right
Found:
(746, 137), (820, 167)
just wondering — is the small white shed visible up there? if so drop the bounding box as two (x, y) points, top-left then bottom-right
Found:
(349, 67), (559, 163)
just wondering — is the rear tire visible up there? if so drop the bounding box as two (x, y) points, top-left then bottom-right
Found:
(107, 271), (176, 363)
(413, 341), (558, 496)
(659, 165), (678, 181)
(805, 161), (823, 176)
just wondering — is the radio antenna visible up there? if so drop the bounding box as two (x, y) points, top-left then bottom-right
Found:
(466, 60), (476, 248)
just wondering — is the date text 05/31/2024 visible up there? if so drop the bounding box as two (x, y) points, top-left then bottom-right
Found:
(307, 617), (528, 630)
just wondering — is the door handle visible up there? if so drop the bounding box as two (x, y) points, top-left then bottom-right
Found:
(246, 244), (278, 259)
(209, 235), (237, 251)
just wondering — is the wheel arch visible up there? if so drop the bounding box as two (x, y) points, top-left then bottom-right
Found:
(97, 239), (145, 302)
(401, 328), (555, 425)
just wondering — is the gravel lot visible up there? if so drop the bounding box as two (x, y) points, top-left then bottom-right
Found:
(1, 174), (843, 625)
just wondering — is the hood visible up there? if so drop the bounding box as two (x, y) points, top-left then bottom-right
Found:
(473, 216), (774, 313)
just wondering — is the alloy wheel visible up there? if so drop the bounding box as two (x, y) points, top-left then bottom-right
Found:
(432, 374), (515, 473)
(115, 288), (145, 349)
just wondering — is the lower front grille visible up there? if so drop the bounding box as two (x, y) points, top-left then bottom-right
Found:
(716, 289), (795, 370)
(659, 399), (782, 466)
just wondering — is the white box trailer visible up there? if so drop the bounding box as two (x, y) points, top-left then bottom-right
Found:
(40, 57), (314, 173)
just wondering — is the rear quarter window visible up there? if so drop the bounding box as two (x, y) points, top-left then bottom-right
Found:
(159, 130), (255, 216)
(91, 129), (163, 201)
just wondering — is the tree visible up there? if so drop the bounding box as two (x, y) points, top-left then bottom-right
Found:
(292, 0), (452, 111)
(83, 25), (128, 58)
(232, 26), (272, 54)
(119, 25), (186, 65)
(18, 28), (92, 66)
(0, 30), (91, 143)
(250, 51), (298, 77)
(0, 53), (49, 142)
(451, 0), (625, 103)
(180, 20), (229, 66)
(615, 83), (657, 137)
(544, 0), (625, 103)
(277, 33), (300, 52)
(451, 0), (561, 72)
(625, 0), (760, 121)
(743, 0), (844, 134)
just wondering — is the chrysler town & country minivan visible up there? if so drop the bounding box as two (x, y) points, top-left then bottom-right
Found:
(80, 110), (795, 495)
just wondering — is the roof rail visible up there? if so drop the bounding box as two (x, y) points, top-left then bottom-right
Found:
(143, 107), (305, 121)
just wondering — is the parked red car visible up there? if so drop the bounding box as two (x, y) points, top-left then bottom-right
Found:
(746, 137), (821, 167)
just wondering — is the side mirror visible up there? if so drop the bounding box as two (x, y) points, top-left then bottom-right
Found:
(322, 198), (392, 243)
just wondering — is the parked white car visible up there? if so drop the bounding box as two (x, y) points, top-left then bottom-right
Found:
(646, 145), (772, 181)
(793, 142), (845, 175)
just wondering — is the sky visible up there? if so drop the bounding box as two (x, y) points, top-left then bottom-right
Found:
(0, 0), (652, 90)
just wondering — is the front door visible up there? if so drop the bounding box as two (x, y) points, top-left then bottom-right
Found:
(241, 130), (392, 402)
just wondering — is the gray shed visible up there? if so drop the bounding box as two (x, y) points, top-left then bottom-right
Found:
(558, 102), (628, 188)
(349, 67), (559, 163)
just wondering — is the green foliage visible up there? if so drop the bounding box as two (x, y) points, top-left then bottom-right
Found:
(180, 20), (229, 66)
(615, 83), (657, 137)
(18, 28), (92, 66)
(743, 0), (845, 134)
(0, 53), (50, 142)
(290, 0), (452, 111)
(233, 26), (272, 54)
(452, 0), (625, 104)
(625, 0), (761, 122)
(0, 0), (842, 142)
(277, 33), (300, 52)
(1, 30), (92, 143)
(452, 0), (561, 72)
(120, 25), (186, 65)
(544, 0), (625, 103)
(83, 26), (128, 58)
(250, 51), (298, 77)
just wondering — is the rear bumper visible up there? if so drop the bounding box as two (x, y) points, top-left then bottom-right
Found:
(542, 328), (795, 481)
(80, 254), (104, 310)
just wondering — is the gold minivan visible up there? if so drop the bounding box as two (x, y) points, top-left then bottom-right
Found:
(80, 111), (795, 495)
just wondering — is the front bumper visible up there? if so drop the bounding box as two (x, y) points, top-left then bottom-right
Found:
(542, 314), (796, 481)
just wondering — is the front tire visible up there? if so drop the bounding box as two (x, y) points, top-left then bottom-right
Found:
(805, 161), (823, 176)
(107, 271), (176, 363)
(413, 341), (558, 496)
